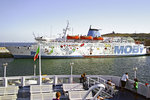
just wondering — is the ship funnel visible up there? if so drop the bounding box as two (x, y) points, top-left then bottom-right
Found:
(87, 26), (101, 37)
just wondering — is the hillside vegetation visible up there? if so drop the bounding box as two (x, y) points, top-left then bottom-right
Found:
(102, 33), (150, 46)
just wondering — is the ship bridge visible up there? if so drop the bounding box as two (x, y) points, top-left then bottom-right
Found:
(87, 26), (101, 37)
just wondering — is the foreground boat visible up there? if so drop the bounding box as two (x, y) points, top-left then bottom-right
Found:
(0, 74), (149, 100)
(6, 23), (147, 58)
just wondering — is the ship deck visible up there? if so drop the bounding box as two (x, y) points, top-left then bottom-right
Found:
(0, 75), (149, 100)
(16, 85), (147, 100)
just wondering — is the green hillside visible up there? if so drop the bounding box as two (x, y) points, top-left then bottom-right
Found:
(102, 33), (150, 46)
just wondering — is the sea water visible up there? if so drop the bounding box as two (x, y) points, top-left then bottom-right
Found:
(0, 56), (150, 84)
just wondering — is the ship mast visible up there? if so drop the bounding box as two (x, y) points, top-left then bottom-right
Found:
(63, 21), (69, 42)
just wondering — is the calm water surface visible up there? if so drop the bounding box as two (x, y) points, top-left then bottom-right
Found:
(0, 56), (150, 83)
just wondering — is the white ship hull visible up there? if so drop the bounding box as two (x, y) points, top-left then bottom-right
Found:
(6, 42), (147, 58)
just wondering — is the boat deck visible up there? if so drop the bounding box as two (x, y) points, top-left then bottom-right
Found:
(16, 85), (147, 100)
(110, 88), (147, 100)
(0, 75), (149, 100)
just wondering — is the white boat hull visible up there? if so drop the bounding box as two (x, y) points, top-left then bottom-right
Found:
(6, 42), (147, 58)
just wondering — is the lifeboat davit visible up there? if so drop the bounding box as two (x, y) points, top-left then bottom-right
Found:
(80, 36), (93, 40)
(67, 35), (79, 40)
(93, 37), (104, 40)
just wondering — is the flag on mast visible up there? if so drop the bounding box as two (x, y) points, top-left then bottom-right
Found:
(34, 46), (40, 61)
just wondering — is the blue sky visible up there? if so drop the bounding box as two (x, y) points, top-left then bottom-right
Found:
(0, 0), (150, 42)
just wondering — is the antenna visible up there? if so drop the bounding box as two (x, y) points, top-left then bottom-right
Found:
(72, 28), (73, 35)
(63, 20), (70, 42)
(90, 25), (92, 29)
(50, 25), (52, 38)
(33, 32), (36, 38)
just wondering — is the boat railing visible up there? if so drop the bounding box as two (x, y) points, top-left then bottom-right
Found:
(87, 77), (116, 97)
(82, 84), (105, 100)
(87, 77), (105, 87)
(0, 75), (109, 87)
(0, 75), (150, 98)
(0, 75), (79, 87)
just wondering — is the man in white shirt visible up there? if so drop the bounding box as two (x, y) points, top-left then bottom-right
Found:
(121, 73), (129, 90)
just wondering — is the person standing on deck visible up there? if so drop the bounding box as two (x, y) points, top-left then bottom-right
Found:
(133, 78), (139, 92)
(121, 73), (129, 90)
(80, 74), (84, 83)
(133, 78), (139, 99)
(83, 73), (88, 90)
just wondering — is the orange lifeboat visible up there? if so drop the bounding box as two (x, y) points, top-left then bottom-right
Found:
(67, 35), (79, 40)
(93, 37), (104, 40)
(80, 36), (93, 40)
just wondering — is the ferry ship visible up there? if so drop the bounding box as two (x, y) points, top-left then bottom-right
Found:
(7, 23), (146, 58)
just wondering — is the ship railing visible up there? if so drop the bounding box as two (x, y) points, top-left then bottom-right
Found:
(0, 75), (109, 87)
(0, 75), (150, 98)
(87, 77), (115, 98)
(0, 75), (78, 87)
